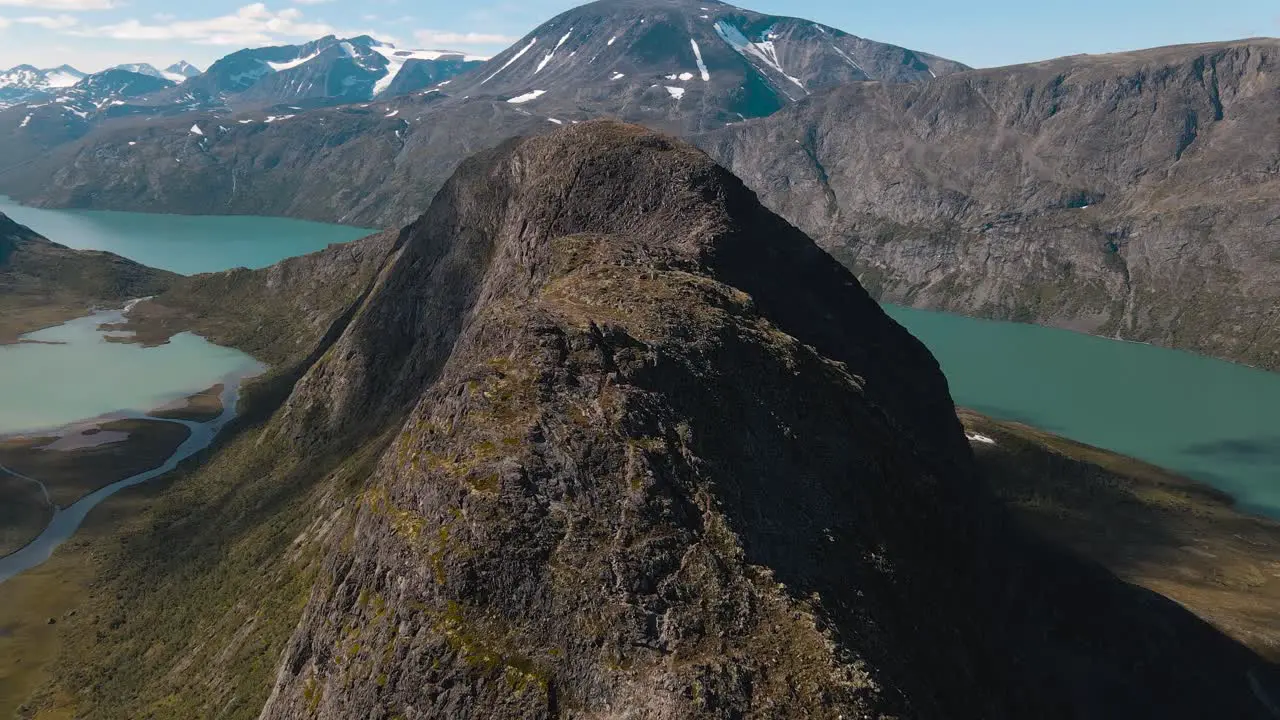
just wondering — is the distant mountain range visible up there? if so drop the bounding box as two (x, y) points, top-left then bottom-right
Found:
(0, 64), (86, 109)
(112, 61), (203, 84)
(0, 0), (965, 209)
(0, 61), (201, 112)
(0, 0), (1276, 372)
(438, 0), (965, 132)
(0, 34), (484, 120)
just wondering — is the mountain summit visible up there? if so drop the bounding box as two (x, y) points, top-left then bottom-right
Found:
(0, 64), (86, 109)
(56, 120), (1267, 719)
(172, 35), (486, 108)
(444, 0), (966, 131)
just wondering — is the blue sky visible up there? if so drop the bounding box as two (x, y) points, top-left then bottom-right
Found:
(0, 0), (1275, 72)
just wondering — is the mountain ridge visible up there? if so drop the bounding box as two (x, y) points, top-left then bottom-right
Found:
(30, 120), (1279, 720)
(694, 36), (1280, 369)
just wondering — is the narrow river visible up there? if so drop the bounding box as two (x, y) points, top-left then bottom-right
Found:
(0, 373), (254, 584)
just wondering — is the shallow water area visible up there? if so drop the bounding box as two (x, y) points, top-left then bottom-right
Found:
(886, 304), (1280, 518)
(0, 309), (264, 436)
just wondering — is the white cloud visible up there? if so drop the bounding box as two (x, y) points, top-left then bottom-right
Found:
(69, 4), (337, 46)
(0, 0), (113, 9)
(413, 29), (518, 47)
(17, 14), (79, 29)
(0, 17), (10, 29)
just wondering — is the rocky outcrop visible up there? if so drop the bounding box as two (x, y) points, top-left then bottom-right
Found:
(21, 121), (1280, 720)
(695, 39), (1280, 369)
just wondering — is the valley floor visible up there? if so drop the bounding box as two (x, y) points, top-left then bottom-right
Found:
(964, 410), (1280, 660)
(0, 382), (224, 558)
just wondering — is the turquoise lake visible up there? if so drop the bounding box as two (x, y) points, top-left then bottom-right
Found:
(0, 309), (264, 435)
(0, 199), (1276, 517)
(885, 305), (1280, 518)
(0, 196), (372, 274)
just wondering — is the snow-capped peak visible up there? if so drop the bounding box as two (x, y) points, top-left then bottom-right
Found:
(367, 42), (488, 97)
(0, 64), (87, 90)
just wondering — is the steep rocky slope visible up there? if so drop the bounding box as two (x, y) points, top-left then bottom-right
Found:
(695, 38), (1280, 369)
(0, 213), (176, 343)
(0, 0), (962, 227)
(34, 123), (1279, 719)
(960, 410), (1280, 662)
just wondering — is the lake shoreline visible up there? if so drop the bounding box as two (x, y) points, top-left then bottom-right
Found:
(0, 373), (257, 583)
(0, 382), (228, 558)
(962, 408), (1280, 661)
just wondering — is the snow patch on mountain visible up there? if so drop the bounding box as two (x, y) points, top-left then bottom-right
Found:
(713, 20), (805, 91)
(689, 40), (710, 81)
(483, 37), (538, 84)
(189, 123), (204, 135)
(829, 44), (865, 75)
(44, 69), (83, 88)
(267, 51), (320, 73)
(665, 86), (685, 100)
(507, 89), (546, 104)
(229, 65), (271, 87)
(536, 29), (573, 74)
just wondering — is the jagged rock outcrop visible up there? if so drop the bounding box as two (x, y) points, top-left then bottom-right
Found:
(695, 39), (1280, 369)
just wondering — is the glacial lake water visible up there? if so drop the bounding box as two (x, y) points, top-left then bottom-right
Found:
(0, 196), (372, 274)
(0, 198), (1276, 520)
(885, 305), (1280, 518)
(0, 309), (264, 435)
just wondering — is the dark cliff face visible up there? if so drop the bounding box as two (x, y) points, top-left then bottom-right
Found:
(131, 122), (1262, 719)
(695, 39), (1280, 369)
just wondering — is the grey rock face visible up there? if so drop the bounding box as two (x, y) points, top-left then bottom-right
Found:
(695, 39), (1280, 369)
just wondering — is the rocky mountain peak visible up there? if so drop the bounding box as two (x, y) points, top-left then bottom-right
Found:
(163, 61), (202, 79)
(442, 0), (965, 132)
(226, 120), (1279, 719)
